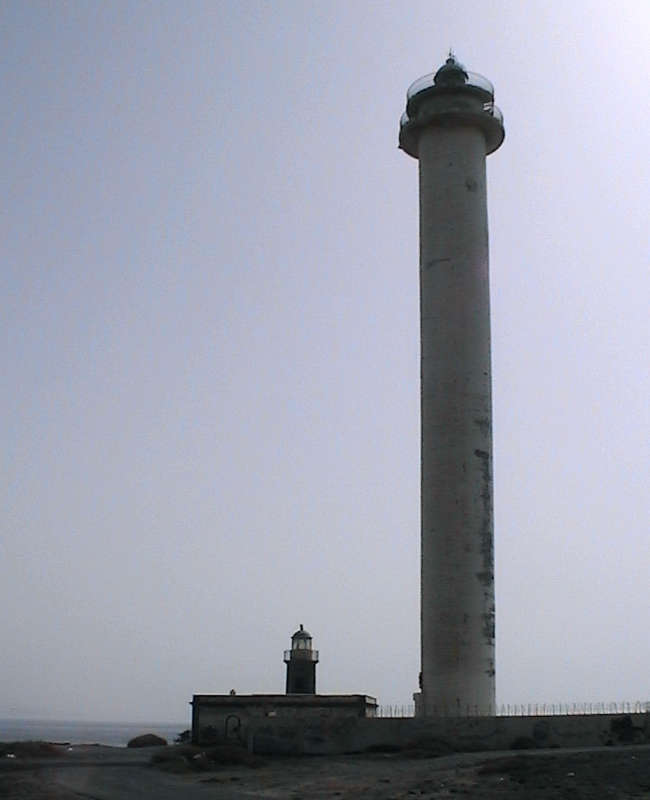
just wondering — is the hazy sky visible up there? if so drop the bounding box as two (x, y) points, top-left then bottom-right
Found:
(2, 1), (648, 724)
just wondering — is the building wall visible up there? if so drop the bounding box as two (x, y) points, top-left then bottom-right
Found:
(192, 695), (376, 745)
(249, 713), (650, 755)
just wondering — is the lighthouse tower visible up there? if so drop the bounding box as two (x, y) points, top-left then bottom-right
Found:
(284, 625), (319, 694)
(399, 55), (504, 716)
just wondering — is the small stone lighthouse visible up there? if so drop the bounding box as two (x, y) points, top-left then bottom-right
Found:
(284, 625), (319, 694)
(399, 54), (504, 716)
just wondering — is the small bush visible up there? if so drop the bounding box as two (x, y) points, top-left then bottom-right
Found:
(127, 733), (167, 748)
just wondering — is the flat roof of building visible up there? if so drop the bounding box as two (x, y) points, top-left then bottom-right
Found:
(192, 693), (377, 706)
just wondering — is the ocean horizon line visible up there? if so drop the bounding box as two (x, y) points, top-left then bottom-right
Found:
(0, 716), (187, 726)
(0, 718), (189, 747)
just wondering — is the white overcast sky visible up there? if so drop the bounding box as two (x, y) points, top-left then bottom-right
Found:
(2, 1), (648, 724)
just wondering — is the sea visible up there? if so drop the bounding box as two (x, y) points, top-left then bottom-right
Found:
(0, 718), (188, 747)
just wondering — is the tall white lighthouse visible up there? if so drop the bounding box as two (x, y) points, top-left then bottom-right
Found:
(399, 55), (504, 716)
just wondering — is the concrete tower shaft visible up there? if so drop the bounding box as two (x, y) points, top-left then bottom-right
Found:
(400, 57), (504, 717)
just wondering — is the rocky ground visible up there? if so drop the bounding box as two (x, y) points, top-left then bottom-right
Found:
(1, 742), (650, 798)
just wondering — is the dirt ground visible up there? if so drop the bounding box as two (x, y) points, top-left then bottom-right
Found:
(2, 743), (650, 799)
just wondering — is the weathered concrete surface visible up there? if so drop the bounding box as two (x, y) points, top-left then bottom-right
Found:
(250, 713), (650, 756)
(192, 694), (376, 746)
(401, 62), (504, 716)
(417, 122), (496, 716)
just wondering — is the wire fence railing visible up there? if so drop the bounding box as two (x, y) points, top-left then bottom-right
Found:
(377, 701), (650, 718)
(497, 702), (650, 717)
(377, 704), (416, 718)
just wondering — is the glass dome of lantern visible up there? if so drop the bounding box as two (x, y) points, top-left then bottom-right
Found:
(292, 624), (311, 649)
(284, 624), (319, 662)
(399, 53), (504, 157)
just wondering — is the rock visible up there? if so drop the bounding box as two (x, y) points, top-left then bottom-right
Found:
(127, 733), (167, 748)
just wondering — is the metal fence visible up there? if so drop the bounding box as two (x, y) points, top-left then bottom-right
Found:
(497, 702), (650, 717)
(377, 701), (650, 719)
(377, 704), (416, 718)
